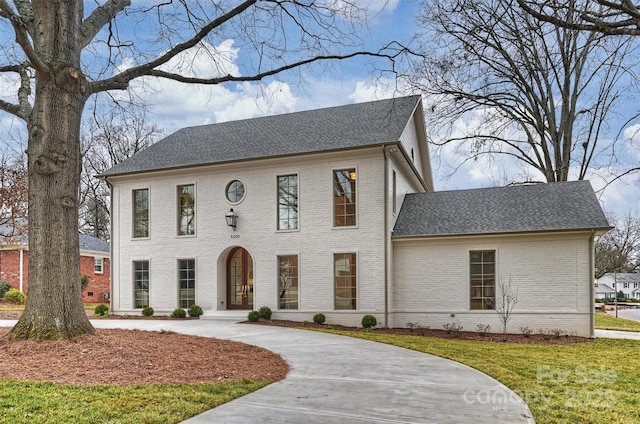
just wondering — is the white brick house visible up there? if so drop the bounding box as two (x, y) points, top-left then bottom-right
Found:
(101, 96), (610, 337)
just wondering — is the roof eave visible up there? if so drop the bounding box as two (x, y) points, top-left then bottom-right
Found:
(100, 143), (396, 180)
(392, 226), (613, 241)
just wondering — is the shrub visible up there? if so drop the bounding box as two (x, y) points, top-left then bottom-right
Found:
(258, 306), (272, 320)
(313, 313), (326, 324)
(141, 306), (154, 317)
(94, 304), (109, 316)
(80, 274), (90, 291)
(520, 326), (533, 337)
(443, 322), (463, 335)
(247, 310), (261, 322)
(171, 308), (187, 318)
(188, 304), (203, 317)
(0, 281), (12, 299)
(361, 314), (377, 329)
(475, 324), (491, 336)
(3, 288), (25, 304)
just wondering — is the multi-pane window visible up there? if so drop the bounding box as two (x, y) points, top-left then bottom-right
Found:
(277, 175), (298, 230)
(178, 259), (196, 308)
(134, 260), (150, 308)
(94, 257), (104, 274)
(278, 255), (299, 309)
(333, 169), (357, 227)
(133, 188), (149, 238)
(334, 253), (356, 310)
(470, 250), (495, 310)
(178, 184), (195, 236)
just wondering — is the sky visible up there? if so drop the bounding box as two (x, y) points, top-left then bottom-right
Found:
(1, 0), (639, 218)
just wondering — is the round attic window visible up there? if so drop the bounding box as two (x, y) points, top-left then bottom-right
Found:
(226, 180), (245, 203)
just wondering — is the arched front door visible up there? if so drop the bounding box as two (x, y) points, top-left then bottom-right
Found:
(227, 247), (254, 310)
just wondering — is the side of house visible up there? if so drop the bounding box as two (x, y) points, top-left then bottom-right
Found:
(0, 233), (110, 303)
(391, 182), (610, 337)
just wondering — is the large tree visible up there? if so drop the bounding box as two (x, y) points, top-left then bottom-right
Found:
(516, 0), (640, 181)
(0, 0), (404, 341)
(595, 212), (640, 278)
(410, 0), (637, 183)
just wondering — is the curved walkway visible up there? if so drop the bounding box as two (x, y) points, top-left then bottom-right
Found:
(1, 319), (534, 423)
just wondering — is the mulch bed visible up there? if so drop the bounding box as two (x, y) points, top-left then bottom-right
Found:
(248, 319), (593, 345)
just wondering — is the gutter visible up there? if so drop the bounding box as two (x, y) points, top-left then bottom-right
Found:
(383, 145), (389, 328)
(589, 229), (596, 338)
(105, 178), (114, 312)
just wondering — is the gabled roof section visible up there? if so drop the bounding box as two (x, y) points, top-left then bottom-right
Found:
(601, 273), (640, 284)
(0, 225), (109, 254)
(393, 181), (611, 238)
(101, 95), (423, 177)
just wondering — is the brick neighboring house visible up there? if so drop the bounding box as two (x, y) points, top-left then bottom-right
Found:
(0, 232), (110, 304)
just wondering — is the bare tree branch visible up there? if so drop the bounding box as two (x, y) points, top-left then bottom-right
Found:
(81, 0), (132, 48)
(0, 0), (46, 74)
(517, 0), (640, 35)
(409, 0), (637, 183)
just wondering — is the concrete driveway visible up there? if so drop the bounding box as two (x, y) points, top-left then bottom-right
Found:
(81, 319), (535, 424)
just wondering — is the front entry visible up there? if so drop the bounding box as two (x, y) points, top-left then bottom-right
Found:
(227, 247), (254, 310)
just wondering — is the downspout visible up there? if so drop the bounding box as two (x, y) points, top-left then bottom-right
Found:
(106, 178), (114, 312)
(383, 145), (389, 328)
(19, 247), (24, 292)
(589, 230), (595, 338)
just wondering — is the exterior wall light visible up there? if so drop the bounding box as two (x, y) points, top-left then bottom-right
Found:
(225, 208), (238, 230)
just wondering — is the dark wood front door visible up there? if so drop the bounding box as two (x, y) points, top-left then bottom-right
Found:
(227, 247), (254, 310)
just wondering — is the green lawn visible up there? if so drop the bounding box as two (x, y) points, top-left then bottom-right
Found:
(2, 309), (639, 423)
(595, 311), (640, 331)
(327, 330), (640, 424)
(0, 379), (268, 424)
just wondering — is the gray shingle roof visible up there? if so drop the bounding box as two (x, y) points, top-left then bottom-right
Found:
(79, 233), (110, 253)
(0, 226), (109, 254)
(101, 95), (422, 177)
(393, 181), (611, 237)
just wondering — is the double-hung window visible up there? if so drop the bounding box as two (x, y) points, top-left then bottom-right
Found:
(178, 259), (196, 308)
(134, 260), (150, 308)
(133, 188), (149, 238)
(334, 253), (356, 310)
(178, 184), (195, 236)
(470, 250), (495, 310)
(277, 175), (298, 230)
(333, 169), (356, 227)
(278, 255), (299, 309)
(94, 257), (104, 274)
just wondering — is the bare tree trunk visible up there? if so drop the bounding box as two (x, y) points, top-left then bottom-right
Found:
(9, 1), (94, 341)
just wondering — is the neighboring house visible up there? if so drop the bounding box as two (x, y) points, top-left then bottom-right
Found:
(595, 283), (616, 300)
(100, 96), (610, 337)
(0, 231), (110, 303)
(597, 273), (640, 300)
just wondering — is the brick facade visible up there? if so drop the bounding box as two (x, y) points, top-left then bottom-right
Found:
(0, 249), (110, 304)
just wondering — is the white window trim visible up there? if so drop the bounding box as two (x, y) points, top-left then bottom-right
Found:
(132, 187), (151, 240)
(276, 172), (301, 232)
(177, 182), (197, 237)
(94, 257), (104, 274)
(331, 166), (358, 229)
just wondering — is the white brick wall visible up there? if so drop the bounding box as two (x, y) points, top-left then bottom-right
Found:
(391, 233), (594, 336)
(109, 148), (390, 323)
